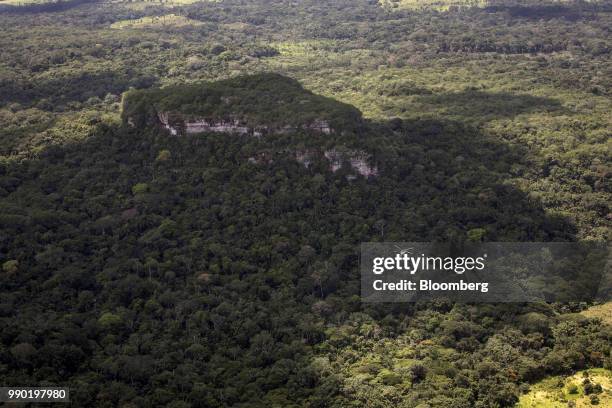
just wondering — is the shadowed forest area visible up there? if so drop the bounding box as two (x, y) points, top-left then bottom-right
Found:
(0, 83), (602, 407)
(0, 0), (610, 407)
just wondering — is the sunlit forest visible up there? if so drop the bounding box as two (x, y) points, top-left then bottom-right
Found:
(0, 0), (610, 407)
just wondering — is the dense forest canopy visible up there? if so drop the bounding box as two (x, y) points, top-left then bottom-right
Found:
(121, 73), (364, 131)
(0, 0), (610, 407)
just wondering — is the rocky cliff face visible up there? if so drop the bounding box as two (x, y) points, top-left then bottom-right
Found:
(294, 149), (378, 178)
(324, 149), (379, 177)
(155, 111), (332, 137)
(158, 112), (252, 136)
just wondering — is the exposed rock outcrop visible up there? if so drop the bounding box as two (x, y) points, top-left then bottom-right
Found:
(156, 112), (333, 137)
(293, 149), (378, 178)
(295, 150), (314, 168)
(158, 112), (252, 136)
(324, 149), (379, 177)
(247, 152), (274, 165)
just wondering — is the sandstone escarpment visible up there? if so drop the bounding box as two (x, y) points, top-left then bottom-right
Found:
(295, 148), (378, 178)
(156, 112), (333, 137)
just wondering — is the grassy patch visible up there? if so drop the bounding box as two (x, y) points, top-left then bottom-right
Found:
(110, 14), (203, 30)
(581, 302), (612, 326)
(379, 0), (487, 12)
(106, 0), (221, 7)
(518, 369), (612, 408)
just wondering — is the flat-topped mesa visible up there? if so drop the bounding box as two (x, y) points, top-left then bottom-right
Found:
(122, 73), (362, 136)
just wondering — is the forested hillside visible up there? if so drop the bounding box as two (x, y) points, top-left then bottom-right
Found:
(121, 73), (364, 133)
(0, 1), (610, 407)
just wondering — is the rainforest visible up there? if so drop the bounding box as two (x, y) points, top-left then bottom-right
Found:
(0, 0), (610, 407)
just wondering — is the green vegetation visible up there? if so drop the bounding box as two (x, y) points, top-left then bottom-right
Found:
(0, 0), (93, 12)
(0, 0), (55, 5)
(380, 0), (487, 11)
(380, 0), (607, 11)
(517, 369), (612, 407)
(581, 303), (612, 326)
(0, 0), (610, 407)
(110, 14), (204, 29)
(121, 73), (363, 131)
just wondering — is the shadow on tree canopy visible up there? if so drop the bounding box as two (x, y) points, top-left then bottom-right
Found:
(0, 0), (97, 14)
(0, 76), (591, 408)
(411, 89), (566, 123)
(0, 68), (157, 111)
